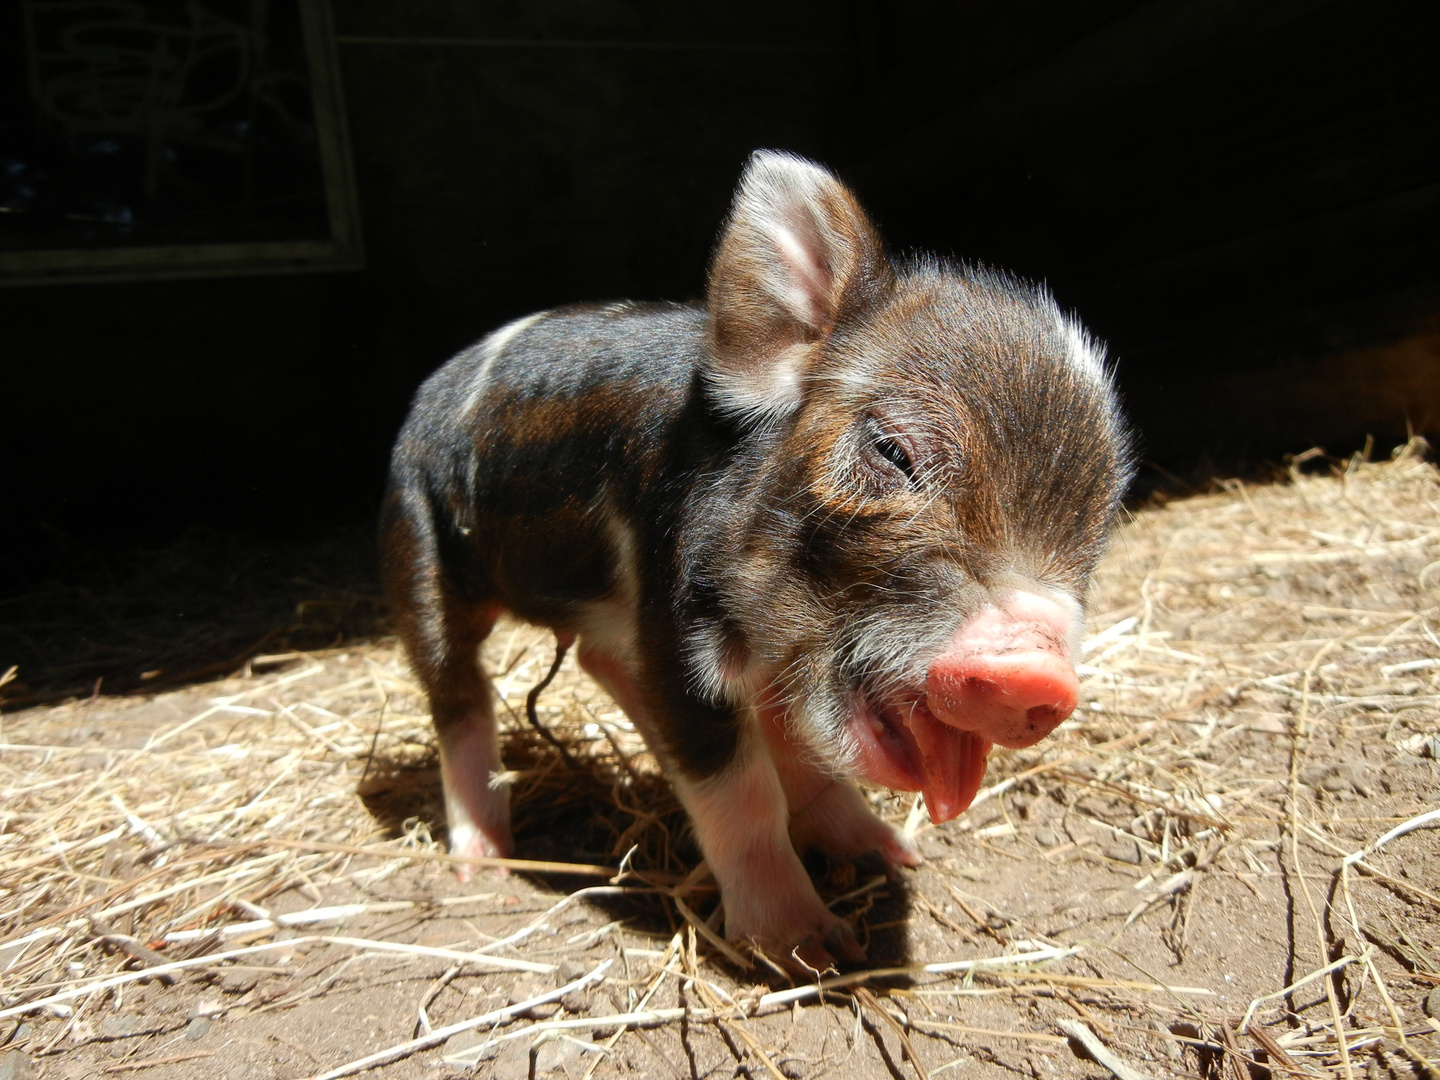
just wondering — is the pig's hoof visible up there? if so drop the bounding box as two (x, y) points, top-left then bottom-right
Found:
(448, 823), (513, 883)
(791, 783), (923, 871)
(875, 826), (923, 871)
(731, 906), (865, 977)
(762, 919), (865, 977)
(793, 917), (866, 973)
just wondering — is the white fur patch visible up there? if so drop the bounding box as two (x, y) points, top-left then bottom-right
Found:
(1056, 313), (1106, 383)
(703, 342), (811, 423)
(682, 619), (768, 708)
(571, 503), (642, 663)
(436, 705), (510, 867)
(463, 310), (547, 418)
(683, 622), (732, 705)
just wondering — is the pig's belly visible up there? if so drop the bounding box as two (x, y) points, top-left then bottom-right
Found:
(485, 503), (648, 722)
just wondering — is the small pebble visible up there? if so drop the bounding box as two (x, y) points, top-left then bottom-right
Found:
(100, 1015), (139, 1038)
(0, 1052), (36, 1080)
(1151, 1020), (1183, 1060)
(1424, 986), (1440, 1019)
(534, 1034), (591, 1074)
(1298, 763), (1335, 786)
(1103, 838), (1143, 864)
(559, 989), (594, 1012)
(1397, 733), (1440, 759)
(220, 971), (259, 994)
(1301, 761), (1371, 795)
(555, 959), (586, 984)
(1034, 827), (1060, 848)
(185, 1017), (212, 1042)
(507, 976), (545, 1006)
(442, 1028), (496, 1065)
(506, 973), (564, 1019)
(489, 1040), (531, 1080)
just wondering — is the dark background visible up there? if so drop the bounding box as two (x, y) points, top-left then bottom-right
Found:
(5, 0), (1439, 596)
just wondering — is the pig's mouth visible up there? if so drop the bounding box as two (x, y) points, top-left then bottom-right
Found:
(848, 693), (992, 824)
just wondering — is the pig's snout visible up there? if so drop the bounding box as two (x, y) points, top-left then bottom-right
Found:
(926, 594), (1080, 749)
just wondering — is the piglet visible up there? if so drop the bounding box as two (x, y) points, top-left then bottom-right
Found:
(381, 151), (1132, 969)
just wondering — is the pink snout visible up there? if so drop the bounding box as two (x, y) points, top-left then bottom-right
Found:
(925, 593), (1080, 749)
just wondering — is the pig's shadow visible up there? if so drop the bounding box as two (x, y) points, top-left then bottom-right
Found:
(357, 724), (917, 981)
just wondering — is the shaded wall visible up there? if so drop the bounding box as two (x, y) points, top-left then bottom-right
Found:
(3, 2), (873, 586)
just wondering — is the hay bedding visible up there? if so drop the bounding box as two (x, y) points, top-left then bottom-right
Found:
(2, 444), (1439, 1080)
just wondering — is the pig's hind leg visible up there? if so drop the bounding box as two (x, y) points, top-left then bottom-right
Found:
(427, 606), (509, 880)
(383, 505), (509, 879)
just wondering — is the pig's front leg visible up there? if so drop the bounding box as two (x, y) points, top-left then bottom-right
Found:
(760, 697), (921, 871)
(579, 645), (860, 969)
(788, 778), (922, 870)
(678, 740), (865, 971)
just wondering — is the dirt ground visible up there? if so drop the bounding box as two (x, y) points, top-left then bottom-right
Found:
(3, 446), (1439, 1080)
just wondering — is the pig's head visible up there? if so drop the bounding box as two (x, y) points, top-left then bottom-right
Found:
(688, 150), (1134, 823)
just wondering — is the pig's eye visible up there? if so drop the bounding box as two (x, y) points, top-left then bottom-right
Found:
(875, 435), (914, 479)
(862, 415), (917, 487)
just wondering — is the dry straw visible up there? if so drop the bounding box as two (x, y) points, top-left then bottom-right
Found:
(2, 441), (1438, 1077)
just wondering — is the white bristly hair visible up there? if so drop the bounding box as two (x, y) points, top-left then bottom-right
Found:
(462, 310), (548, 419)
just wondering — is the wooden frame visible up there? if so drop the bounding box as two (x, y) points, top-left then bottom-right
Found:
(0, 0), (363, 285)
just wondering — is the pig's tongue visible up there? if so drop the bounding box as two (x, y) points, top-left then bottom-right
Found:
(902, 708), (992, 823)
(859, 699), (992, 823)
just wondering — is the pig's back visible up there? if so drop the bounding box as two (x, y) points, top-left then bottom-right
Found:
(387, 302), (709, 626)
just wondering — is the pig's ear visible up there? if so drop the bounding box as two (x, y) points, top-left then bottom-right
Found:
(705, 151), (891, 422)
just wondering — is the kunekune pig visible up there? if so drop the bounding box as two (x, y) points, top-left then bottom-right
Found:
(382, 150), (1133, 970)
